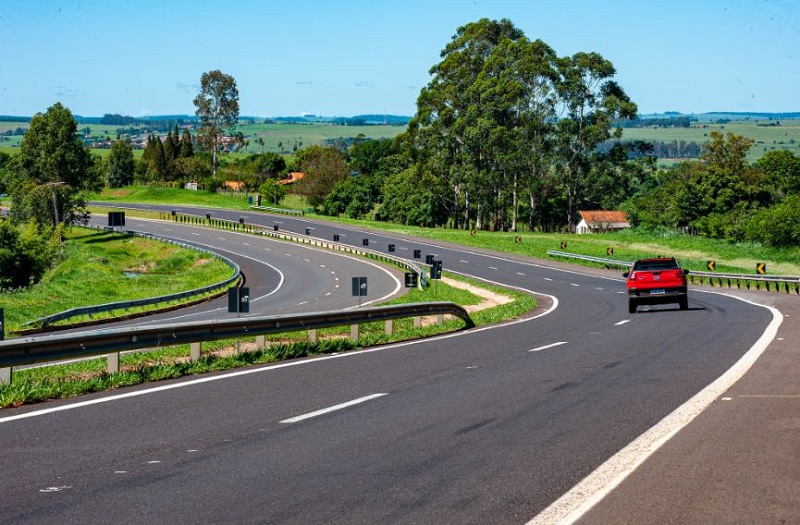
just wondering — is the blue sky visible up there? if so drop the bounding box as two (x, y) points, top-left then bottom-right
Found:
(1, 0), (797, 117)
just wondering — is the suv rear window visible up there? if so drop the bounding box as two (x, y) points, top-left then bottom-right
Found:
(633, 260), (679, 271)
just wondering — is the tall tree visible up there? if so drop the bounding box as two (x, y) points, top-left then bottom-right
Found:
(10, 102), (95, 228)
(179, 128), (195, 158)
(16, 102), (95, 189)
(294, 146), (349, 208)
(408, 18), (525, 230)
(554, 52), (637, 232)
(193, 69), (239, 178)
(107, 137), (135, 187)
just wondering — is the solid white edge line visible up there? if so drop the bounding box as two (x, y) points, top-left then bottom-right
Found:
(280, 393), (387, 424)
(529, 342), (568, 353)
(526, 293), (783, 525)
(0, 282), (557, 425)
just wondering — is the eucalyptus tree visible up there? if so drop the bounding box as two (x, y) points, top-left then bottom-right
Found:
(554, 52), (637, 232)
(478, 36), (560, 231)
(408, 18), (525, 229)
(193, 69), (239, 178)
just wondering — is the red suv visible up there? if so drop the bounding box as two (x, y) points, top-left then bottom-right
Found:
(624, 257), (689, 313)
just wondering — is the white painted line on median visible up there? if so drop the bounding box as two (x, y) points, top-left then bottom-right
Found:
(280, 393), (387, 424)
(529, 342), (568, 353)
(614, 320), (630, 326)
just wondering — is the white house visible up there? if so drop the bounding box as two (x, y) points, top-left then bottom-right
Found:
(576, 210), (631, 234)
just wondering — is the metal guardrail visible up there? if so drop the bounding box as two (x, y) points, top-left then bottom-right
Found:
(165, 211), (429, 288)
(0, 302), (473, 369)
(547, 250), (800, 293)
(249, 204), (304, 216)
(22, 226), (241, 329)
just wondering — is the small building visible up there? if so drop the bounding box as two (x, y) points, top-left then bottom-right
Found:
(576, 210), (631, 234)
(221, 181), (246, 192)
(278, 172), (305, 185)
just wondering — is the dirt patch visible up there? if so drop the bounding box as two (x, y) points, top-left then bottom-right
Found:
(440, 276), (513, 312)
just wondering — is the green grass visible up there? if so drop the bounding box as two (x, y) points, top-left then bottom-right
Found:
(92, 186), (800, 276)
(94, 185), (259, 210)
(621, 120), (800, 162)
(0, 227), (235, 333)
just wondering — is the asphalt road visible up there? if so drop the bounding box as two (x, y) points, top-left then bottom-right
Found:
(76, 215), (404, 329)
(0, 206), (780, 524)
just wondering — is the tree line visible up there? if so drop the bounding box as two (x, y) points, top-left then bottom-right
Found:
(2, 17), (800, 289)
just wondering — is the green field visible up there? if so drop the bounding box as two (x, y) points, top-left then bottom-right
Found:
(3, 117), (799, 162)
(621, 120), (800, 162)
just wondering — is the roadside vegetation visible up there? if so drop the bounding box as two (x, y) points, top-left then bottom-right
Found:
(0, 227), (234, 334)
(89, 188), (800, 276)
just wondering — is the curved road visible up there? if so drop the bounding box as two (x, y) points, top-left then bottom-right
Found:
(77, 215), (405, 329)
(0, 205), (778, 524)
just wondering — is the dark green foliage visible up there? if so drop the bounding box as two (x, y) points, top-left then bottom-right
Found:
(258, 178), (286, 205)
(0, 221), (57, 288)
(107, 138), (135, 187)
(378, 167), (449, 226)
(294, 145), (349, 208)
(16, 103), (97, 190)
(745, 195), (800, 247)
(8, 103), (95, 229)
(180, 128), (194, 158)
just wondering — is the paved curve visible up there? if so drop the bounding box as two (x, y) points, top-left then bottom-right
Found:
(0, 206), (781, 524)
(76, 215), (404, 329)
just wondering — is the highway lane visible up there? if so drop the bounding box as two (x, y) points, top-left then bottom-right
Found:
(0, 206), (776, 524)
(74, 215), (404, 329)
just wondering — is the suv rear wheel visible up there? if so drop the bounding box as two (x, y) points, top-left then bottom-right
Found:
(628, 299), (638, 314)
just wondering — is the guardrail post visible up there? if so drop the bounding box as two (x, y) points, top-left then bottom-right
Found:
(190, 342), (201, 361)
(309, 329), (317, 342)
(350, 324), (359, 341)
(107, 352), (120, 374)
(385, 319), (393, 336)
(0, 367), (10, 385)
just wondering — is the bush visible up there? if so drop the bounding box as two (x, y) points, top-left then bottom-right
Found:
(745, 195), (800, 247)
(0, 221), (59, 288)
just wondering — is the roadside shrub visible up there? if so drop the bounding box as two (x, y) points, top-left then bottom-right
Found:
(745, 195), (800, 247)
(0, 221), (58, 288)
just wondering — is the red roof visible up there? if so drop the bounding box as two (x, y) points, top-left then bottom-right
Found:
(278, 172), (304, 185)
(579, 210), (629, 226)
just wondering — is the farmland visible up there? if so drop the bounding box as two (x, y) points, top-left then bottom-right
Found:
(2, 114), (799, 163)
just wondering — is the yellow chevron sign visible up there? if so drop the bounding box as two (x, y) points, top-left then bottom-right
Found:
(757, 262), (767, 275)
(607, 247), (614, 257)
(707, 260), (716, 271)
